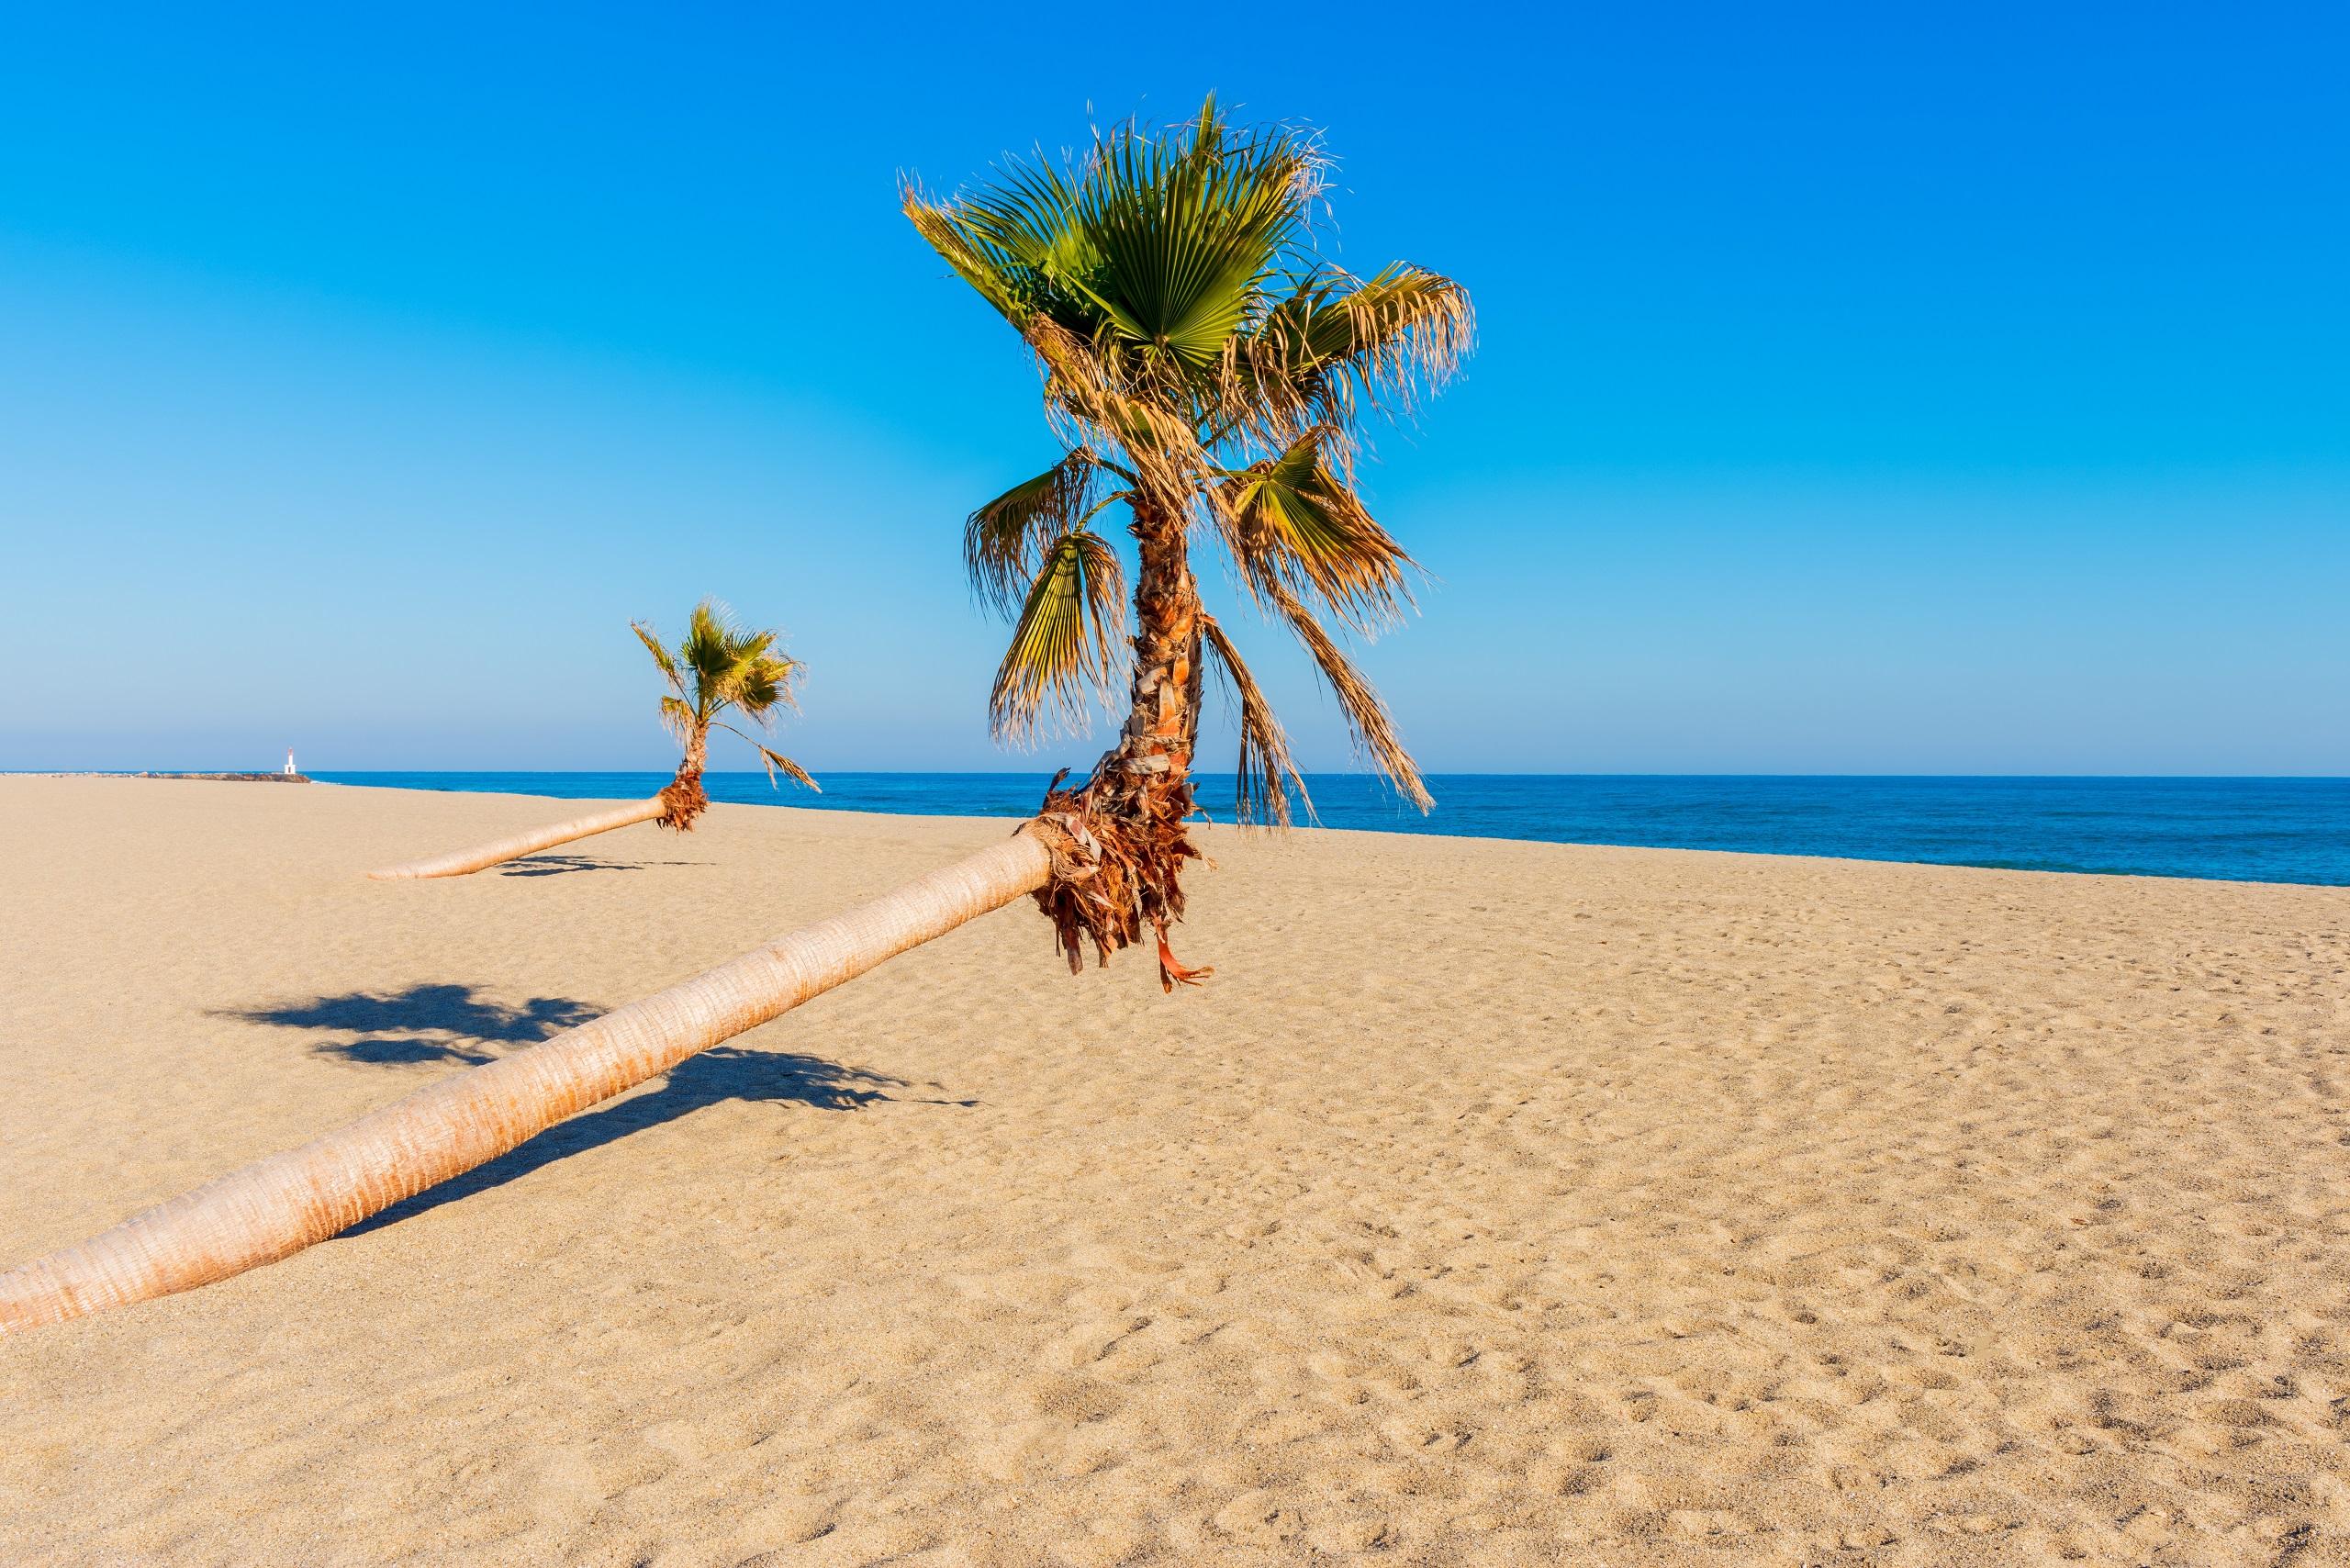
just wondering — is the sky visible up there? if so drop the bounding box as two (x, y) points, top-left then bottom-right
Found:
(3, 3), (2344, 776)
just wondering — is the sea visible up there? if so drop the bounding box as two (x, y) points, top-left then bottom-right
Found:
(310, 773), (2350, 889)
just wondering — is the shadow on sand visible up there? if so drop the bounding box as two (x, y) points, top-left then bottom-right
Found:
(498, 854), (697, 878)
(225, 982), (599, 1065)
(222, 982), (962, 1229)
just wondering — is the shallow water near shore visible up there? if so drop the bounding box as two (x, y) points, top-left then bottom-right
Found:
(314, 772), (2350, 887)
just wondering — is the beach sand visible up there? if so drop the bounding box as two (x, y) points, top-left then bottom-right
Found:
(2, 775), (2345, 1565)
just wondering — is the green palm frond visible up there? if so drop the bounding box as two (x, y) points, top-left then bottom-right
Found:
(722, 641), (802, 725)
(907, 98), (1321, 405)
(1199, 613), (1313, 827)
(677, 600), (742, 705)
(1224, 429), (1416, 633)
(1263, 577), (1431, 812)
(1072, 109), (1315, 375)
(967, 451), (1102, 616)
(675, 599), (801, 723)
(990, 530), (1127, 742)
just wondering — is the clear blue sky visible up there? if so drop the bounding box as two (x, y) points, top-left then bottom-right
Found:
(4, 3), (2344, 775)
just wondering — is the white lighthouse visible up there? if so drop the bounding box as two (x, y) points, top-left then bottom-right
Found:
(285, 747), (297, 777)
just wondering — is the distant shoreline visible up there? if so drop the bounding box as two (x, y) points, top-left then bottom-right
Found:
(18, 771), (311, 783)
(7, 770), (2343, 884)
(310, 770), (2350, 889)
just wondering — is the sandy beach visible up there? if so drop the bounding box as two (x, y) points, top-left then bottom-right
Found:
(2, 775), (2344, 1565)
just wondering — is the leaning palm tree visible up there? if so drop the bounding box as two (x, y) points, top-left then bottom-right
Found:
(368, 601), (814, 879)
(0, 98), (1467, 1332)
(911, 94), (1470, 984)
(888, 92), (1457, 982)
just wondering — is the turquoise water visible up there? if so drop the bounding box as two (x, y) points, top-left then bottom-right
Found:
(312, 773), (2350, 887)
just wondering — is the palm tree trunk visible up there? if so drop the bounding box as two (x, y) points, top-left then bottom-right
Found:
(2, 830), (1055, 1333)
(656, 729), (711, 833)
(366, 796), (671, 879)
(1114, 498), (1204, 759)
(1037, 498), (1209, 985)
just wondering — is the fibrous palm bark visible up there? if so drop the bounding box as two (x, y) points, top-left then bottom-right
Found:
(1, 831), (1053, 1333)
(1032, 499), (1212, 984)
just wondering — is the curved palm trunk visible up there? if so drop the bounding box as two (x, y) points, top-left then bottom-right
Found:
(655, 730), (711, 834)
(2, 831), (1054, 1333)
(366, 796), (672, 879)
(1038, 498), (1209, 986)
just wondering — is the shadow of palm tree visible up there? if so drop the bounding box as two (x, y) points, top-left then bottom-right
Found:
(350, 1046), (931, 1231)
(222, 983), (598, 1066)
(499, 855), (697, 878)
(222, 982), (968, 1232)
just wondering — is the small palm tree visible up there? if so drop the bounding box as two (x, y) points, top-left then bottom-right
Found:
(905, 94), (1470, 984)
(635, 599), (817, 834)
(0, 101), (1468, 1329)
(368, 601), (813, 879)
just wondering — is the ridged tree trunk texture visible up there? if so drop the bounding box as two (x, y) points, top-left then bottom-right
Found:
(368, 732), (713, 881)
(1035, 498), (1210, 986)
(1, 831), (1056, 1333)
(366, 796), (671, 879)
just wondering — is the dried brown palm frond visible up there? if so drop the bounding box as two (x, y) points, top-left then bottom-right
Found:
(1028, 770), (1207, 991)
(1232, 264), (1474, 480)
(656, 770), (711, 832)
(1024, 318), (1216, 517)
(989, 530), (1128, 742)
(718, 725), (819, 791)
(655, 693), (697, 747)
(1262, 577), (1432, 812)
(1199, 613), (1312, 827)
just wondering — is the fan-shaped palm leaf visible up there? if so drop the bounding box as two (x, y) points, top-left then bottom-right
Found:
(1069, 110), (1314, 376)
(967, 452), (1102, 616)
(990, 530), (1127, 741)
(1224, 430), (1416, 633)
(722, 643), (800, 724)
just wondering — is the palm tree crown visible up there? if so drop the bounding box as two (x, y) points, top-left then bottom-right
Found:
(905, 95), (1471, 827)
(632, 599), (815, 829)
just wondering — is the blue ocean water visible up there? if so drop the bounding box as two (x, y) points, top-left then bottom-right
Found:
(312, 772), (2350, 887)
